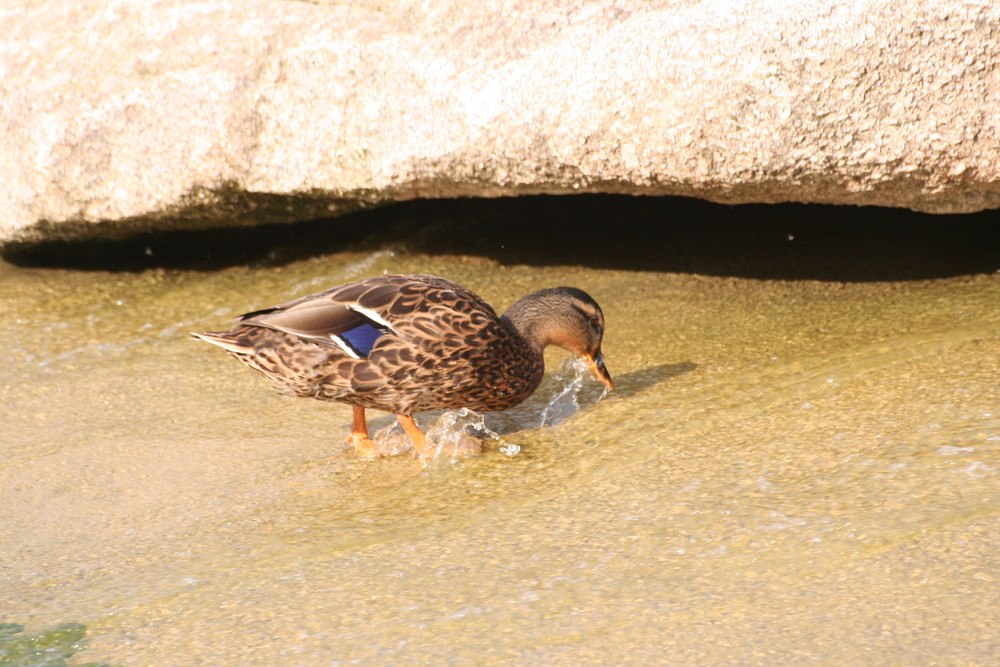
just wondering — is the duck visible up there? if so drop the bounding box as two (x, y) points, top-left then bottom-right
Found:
(192, 273), (612, 459)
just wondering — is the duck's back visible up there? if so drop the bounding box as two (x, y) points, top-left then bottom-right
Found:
(200, 274), (543, 414)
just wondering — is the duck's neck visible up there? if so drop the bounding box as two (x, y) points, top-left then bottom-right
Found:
(499, 295), (548, 354)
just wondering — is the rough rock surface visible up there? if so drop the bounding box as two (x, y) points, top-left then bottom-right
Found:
(1, 0), (998, 243)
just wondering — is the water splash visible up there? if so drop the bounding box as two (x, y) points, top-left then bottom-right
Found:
(427, 408), (520, 458)
(369, 357), (609, 460)
(373, 408), (519, 459)
(539, 356), (611, 427)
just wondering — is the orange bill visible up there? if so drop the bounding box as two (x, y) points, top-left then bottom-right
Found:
(584, 350), (614, 390)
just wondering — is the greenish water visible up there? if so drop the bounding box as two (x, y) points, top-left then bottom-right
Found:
(0, 622), (113, 667)
(2, 199), (998, 665)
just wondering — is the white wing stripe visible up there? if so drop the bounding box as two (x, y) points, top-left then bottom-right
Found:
(350, 305), (400, 336)
(328, 334), (362, 359)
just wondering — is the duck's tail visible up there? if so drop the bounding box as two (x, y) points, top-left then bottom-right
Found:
(190, 331), (253, 354)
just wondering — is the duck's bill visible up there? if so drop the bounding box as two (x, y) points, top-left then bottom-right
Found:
(584, 350), (614, 390)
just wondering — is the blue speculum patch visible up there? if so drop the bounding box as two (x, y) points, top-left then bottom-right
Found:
(339, 322), (386, 357)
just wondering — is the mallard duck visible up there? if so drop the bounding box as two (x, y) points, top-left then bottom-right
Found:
(192, 274), (612, 459)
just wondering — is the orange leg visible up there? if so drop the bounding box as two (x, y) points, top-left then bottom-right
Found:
(346, 405), (378, 459)
(396, 414), (428, 460)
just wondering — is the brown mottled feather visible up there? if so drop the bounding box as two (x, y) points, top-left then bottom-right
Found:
(192, 274), (612, 453)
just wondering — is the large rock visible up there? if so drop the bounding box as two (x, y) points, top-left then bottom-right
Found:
(2, 0), (998, 243)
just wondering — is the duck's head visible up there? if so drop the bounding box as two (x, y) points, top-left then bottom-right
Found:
(505, 287), (614, 390)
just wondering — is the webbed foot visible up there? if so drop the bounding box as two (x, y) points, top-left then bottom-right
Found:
(345, 432), (380, 459)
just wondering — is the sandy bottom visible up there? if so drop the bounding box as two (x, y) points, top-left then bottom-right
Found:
(2, 200), (998, 664)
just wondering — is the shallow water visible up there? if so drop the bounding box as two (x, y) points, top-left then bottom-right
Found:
(2, 200), (999, 664)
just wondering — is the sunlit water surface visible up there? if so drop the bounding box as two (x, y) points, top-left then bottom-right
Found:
(2, 216), (998, 665)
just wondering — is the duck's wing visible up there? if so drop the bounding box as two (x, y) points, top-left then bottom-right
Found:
(236, 274), (497, 360)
